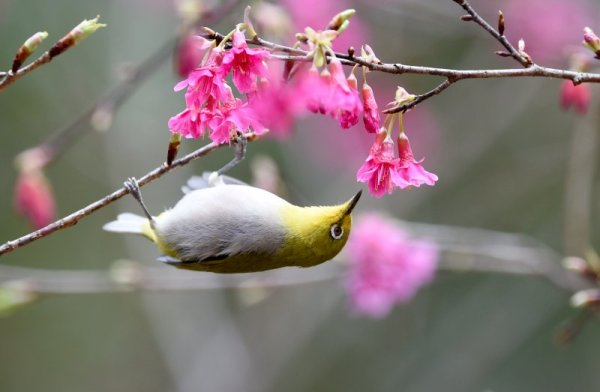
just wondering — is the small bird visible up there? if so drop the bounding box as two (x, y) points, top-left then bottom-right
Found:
(103, 174), (362, 273)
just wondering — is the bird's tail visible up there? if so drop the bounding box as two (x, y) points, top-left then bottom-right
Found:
(103, 213), (148, 236)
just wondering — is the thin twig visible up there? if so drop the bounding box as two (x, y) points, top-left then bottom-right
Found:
(0, 263), (339, 294)
(30, 38), (175, 166)
(453, 0), (531, 67)
(0, 138), (255, 257)
(13, 0), (244, 170)
(384, 79), (453, 113)
(564, 102), (598, 256)
(0, 224), (590, 295)
(0, 51), (55, 91)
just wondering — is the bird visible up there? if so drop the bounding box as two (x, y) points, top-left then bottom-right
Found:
(103, 173), (362, 273)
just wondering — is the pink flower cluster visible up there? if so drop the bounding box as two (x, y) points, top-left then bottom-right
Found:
(168, 31), (270, 144)
(356, 130), (437, 197)
(168, 25), (438, 198)
(169, 30), (365, 141)
(345, 213), (438, 318)
(303, 58), (363, 129)
(356, 86), (437, 197)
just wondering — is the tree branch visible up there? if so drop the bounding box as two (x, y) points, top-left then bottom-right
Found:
(210, 34), (599, 114)
(0, 224), (589, 295)
(0, 137), (255, 257)
(453, 0), (531, 67)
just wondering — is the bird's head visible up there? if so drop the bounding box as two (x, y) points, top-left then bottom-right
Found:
(279, 190), (362, 267)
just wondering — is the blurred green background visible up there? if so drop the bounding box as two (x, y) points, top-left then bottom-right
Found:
(1, 0), (600, 391)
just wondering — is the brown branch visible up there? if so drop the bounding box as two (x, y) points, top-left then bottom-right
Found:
(453, 0), (531, 67)
(20, 38), (176, 170)
(0, 263), (339, 294)
(219, 35), (600, 114)
(0, 17), (105, 91)
(383, 79), (453, 114)
(0, 51), (57, 90)
(0, 137), (255, 257)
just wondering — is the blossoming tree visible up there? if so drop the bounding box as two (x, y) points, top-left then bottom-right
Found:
(2, 3), (600, 388)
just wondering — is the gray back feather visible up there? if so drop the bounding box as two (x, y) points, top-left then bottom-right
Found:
(154, 184), (288, 262)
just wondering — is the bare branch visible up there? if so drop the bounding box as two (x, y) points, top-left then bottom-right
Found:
(0, 224), (590, 295)
(0, 137), (256, 257)
(0, 17), (105, 91)
(453, 0), (531, 67)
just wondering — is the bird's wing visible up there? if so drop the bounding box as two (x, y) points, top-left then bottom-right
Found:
(181, 172), (248, 194)
(156, 185), (288, 264)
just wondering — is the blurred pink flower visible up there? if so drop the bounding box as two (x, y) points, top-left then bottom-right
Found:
(248, 69), (309, 137)
(14, 171), (56, 229)
(174, 34), (211, 78)
(221, 31), (270, 93)
(560, 80), (590, 114)
(168, 108), (207, 139)
(178, 65), (228, 111)
(397, 132), (438, 187)
(207, 96), (267, 144)
(333, 65), (362, 129)
(357, 130), (409, 197)
(500, 0), (594, 64)
(345, 213), (438, 318)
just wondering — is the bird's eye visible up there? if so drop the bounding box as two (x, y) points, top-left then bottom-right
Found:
(330, 223), (344, 240)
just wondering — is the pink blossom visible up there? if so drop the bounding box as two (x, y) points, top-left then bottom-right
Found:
(301, 59), (363, 128)
(221, 31), (270, 93)
(345, 213), (438, 318)
(207, 94), (267, 144)
(396, 132), (438, 187)
(168, 108), (209, 139)
(176, 61), (228, 112)
(14, 171), (56, 229)
(333, 67), (363, 128)
(361, 81), (380, 133)
(175, 34), (212, 78)
(302, 65), (330, 114)
(560, 80), (590, 114)
(357, 130), (410, 197)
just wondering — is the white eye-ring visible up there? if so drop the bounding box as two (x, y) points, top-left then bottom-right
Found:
(330, 224), (344, 240)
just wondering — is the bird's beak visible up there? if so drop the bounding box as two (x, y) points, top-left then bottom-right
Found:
(343, 190), (362, 216)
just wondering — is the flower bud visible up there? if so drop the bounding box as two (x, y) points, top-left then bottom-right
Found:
(14, 171), (56, 229)
(393, 86), (415, 107)
(327, 9), (356, 31)
(12, 31), (48, 72)
(583, 27), (600, 56)
(361, 81), (380, 133)
(570, 289), (600, 308)
(68, 16), (106, 45)
(49, 16), (106, 58)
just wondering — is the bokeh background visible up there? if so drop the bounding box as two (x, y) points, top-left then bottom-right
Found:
(1, 0), (600, 391)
